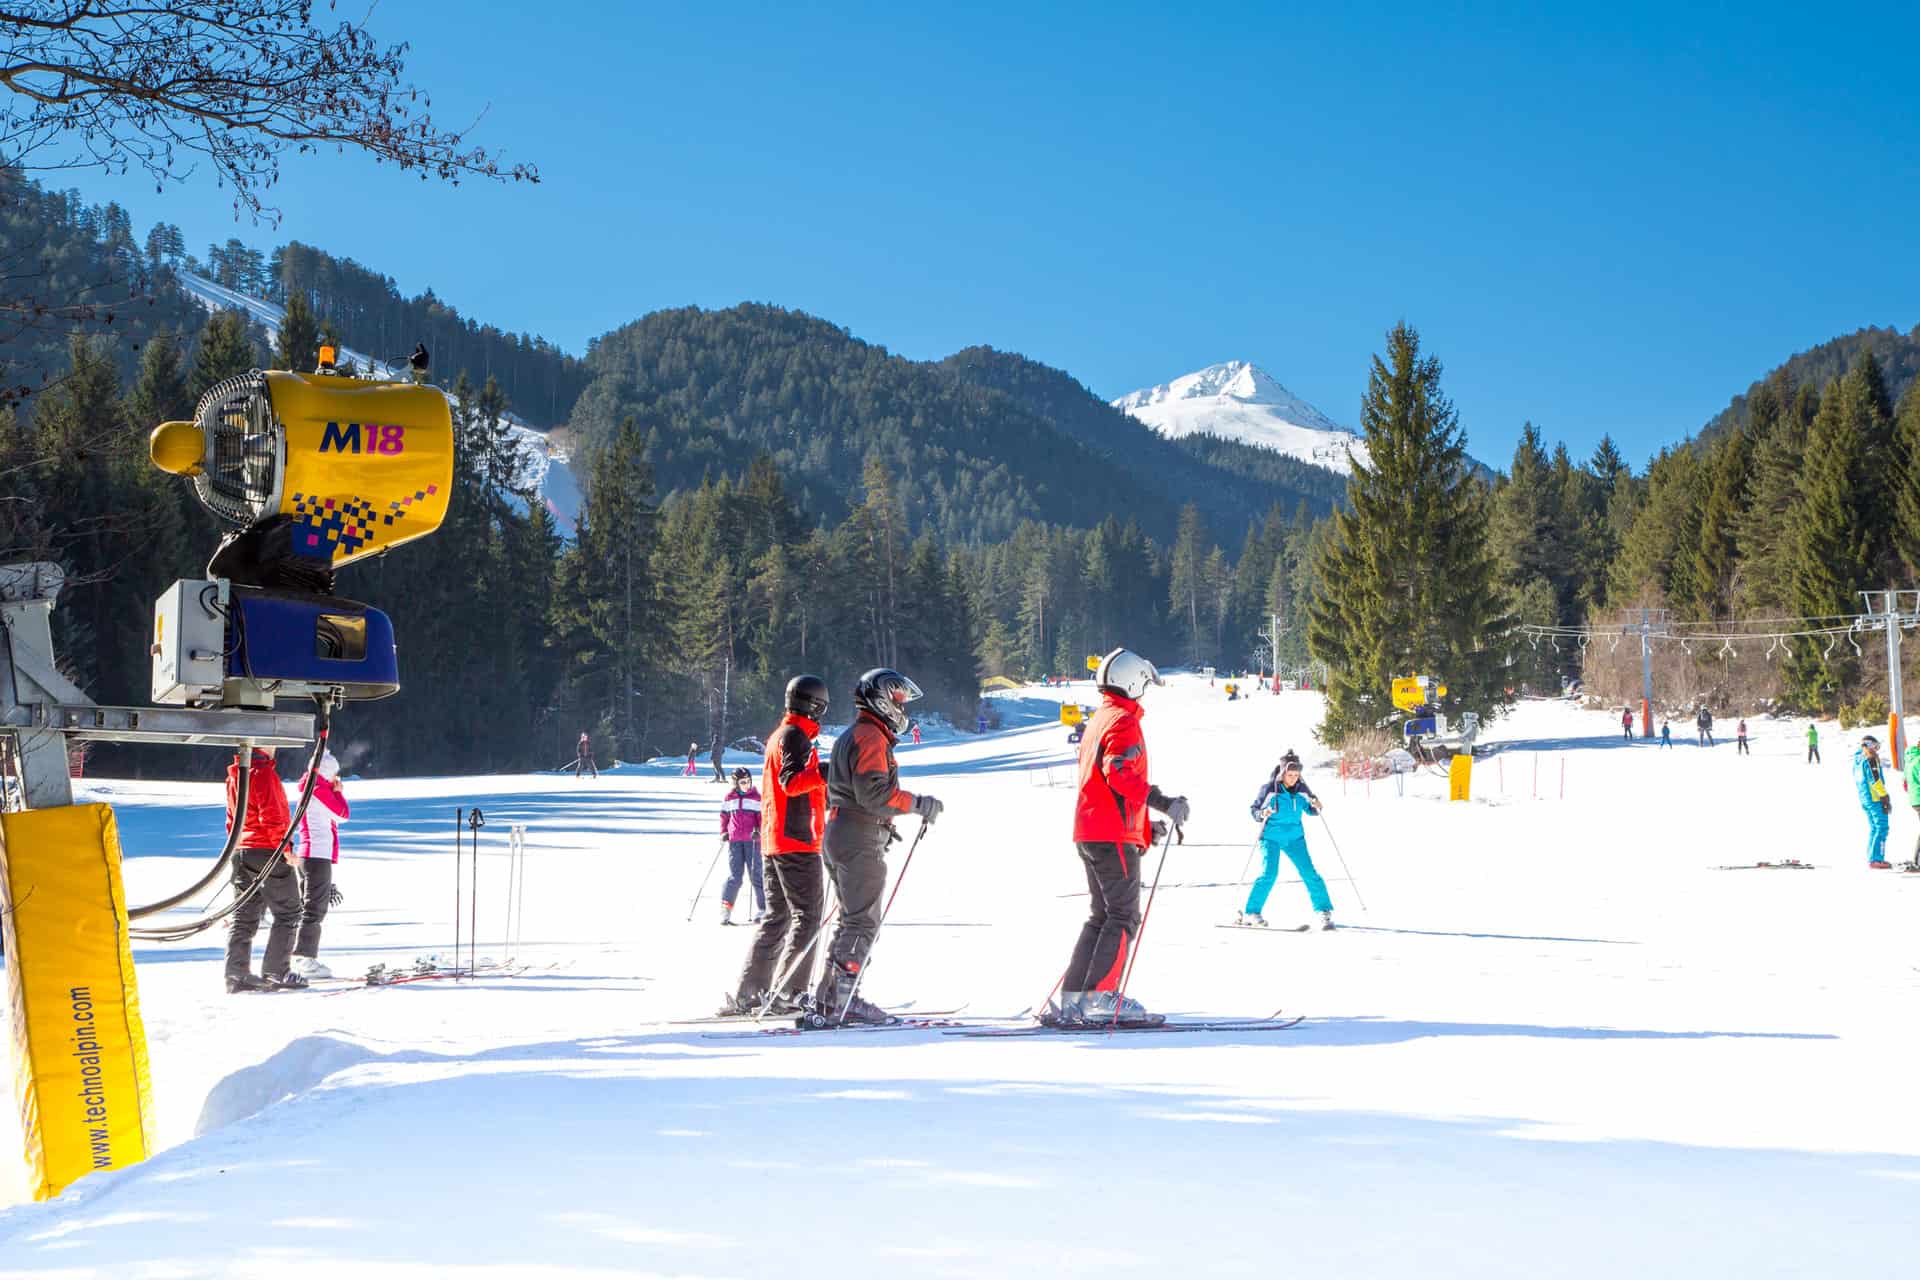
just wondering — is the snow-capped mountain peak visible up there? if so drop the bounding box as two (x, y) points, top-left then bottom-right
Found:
(1112, 360), (1365, 474)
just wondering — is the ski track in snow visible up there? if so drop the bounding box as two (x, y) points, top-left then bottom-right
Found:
(2, 678), (1918, 1277)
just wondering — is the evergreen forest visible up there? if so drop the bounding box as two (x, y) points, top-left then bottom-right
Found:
(3, 176), (1917, 775)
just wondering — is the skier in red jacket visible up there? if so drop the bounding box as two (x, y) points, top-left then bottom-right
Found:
(1049, 648), (1189, 1027)
(222, 746), (307, 993)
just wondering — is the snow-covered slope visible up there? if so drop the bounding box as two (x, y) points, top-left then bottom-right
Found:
(5, 685), (1919, 1275)
(1113, 359), (1368, 473)
(177, 272), (578, 534)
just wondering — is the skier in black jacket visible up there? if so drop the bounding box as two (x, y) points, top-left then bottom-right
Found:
(811, 668), (942, 1026)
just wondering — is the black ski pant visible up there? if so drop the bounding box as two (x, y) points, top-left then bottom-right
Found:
(1809, 745), (1821, 763)
(225, 848), (302, 981)
(1064, 841), (1144, 994)
(737, 851), (825, 999)
(1737, 737), (1749, 756)
(574, 755), (596, 778)
(722, 839), (765, 913)
(294, 856), (334, 958)
(819, 817), (892, 982)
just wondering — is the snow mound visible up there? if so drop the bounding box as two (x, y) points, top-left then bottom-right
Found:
(1112, 359), (1368, 474)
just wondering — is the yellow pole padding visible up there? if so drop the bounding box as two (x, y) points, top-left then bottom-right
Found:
(1448, 754), (1473, 802)
(1, 804), (155, 1200)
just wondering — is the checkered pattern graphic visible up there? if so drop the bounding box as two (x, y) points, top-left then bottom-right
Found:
(291, 484), (439, 557)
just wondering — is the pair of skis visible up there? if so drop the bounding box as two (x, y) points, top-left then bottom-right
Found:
(689, 1006), (1305, 1039)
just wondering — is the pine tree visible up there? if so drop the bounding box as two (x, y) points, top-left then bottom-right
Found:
(275, 291), (320, 372)
(1308, 324), (1503, 743)
(1895, 381), (1920, 579)
(1685, 425), (1751, 618)
(1783, 369), (1878, 709)
(1167, 502), (1210, 665)
(188, 309), (259, 400)
(1733, 377), (1811, 613)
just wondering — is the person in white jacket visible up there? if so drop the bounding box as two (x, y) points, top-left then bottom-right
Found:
(289, 750), (350, 979)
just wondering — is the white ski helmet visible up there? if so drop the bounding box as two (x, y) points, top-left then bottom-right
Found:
(1096, 647), (1163, 701)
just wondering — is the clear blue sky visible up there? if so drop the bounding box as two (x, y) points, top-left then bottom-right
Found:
(55, 0), (1920, 466)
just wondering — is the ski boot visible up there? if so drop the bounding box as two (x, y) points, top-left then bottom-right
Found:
(1237, 912), (1268, 928)
(803, 964), (896, 1028)
(290, 956), (333, 980)
(747, 909), (766, 925)
(265, 971), (310, 991)
(225, 972), (277, 994)
(1078, 990), (1165, 1028)
(714, 991), (761, 1017)
(1039, 991), (1088, 1028)
(761, 989), (806, 1016)
(720, 901), (735, 924)
(1869, 860), (1893, 871)
(1318, 910), (1336, 930)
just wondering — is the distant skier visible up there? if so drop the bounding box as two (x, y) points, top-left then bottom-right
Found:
(574, 732), (597, 779)
(710, 738), (726, 783)
(1048, 647), (1190, 1028)
(223, 747), (306, 993)
(1856, 734), (1892, 868)
(1807, 723), (1821, 764)
(718, 768), (765, 924)
(683, 742), (699, 778)
(1659, 720), (1672, 749)
(289, 750), (349, 980)
(910, 721), (922, 746)
(1696, 706), (1714, 747)
(1239, 751), (1332, 930)
(1622, 707), (1634, 741)
(811, 668), (943, 1026)
(718, 675), (831, 1017)
(1736, 719), (1749, 757)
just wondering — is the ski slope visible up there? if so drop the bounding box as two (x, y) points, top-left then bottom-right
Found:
(3, 680), (1919, 1277)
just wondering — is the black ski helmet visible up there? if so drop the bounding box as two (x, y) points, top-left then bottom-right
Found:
(785, 673), (829, 720)
(732, 767), (752, 786)
(855, 668), (923, 735)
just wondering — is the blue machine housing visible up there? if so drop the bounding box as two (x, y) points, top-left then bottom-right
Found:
(227, 587), (400, 700)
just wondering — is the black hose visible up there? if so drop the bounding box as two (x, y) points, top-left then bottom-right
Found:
(130, 695), (333, 942)
(126, 752), (251, 919)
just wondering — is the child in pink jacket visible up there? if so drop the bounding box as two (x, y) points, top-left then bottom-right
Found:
(289, 750), (350, 979)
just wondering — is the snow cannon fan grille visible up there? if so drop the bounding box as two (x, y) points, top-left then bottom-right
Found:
(192, 371), (281, 526)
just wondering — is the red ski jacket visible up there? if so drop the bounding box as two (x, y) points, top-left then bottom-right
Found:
(1074, 692), (1152, 848)
(226, 749), (291, 852)
(762, 713), (827, 855)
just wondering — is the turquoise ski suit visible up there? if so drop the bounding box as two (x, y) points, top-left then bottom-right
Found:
(1854, 747), (1890, 865)
(1245, 776), (1331, 915)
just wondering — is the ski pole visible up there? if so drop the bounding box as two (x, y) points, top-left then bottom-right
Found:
(1316, 812), (1368, 913)
(685, 836), (729, 922)
(453, 807), (463, 981)
(835, 817), (932, 1025)
(1113, 821), (1177, 1028)
(468, 807), (485, 976)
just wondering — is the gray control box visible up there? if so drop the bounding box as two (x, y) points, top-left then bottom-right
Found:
(151, 579), (228, 706)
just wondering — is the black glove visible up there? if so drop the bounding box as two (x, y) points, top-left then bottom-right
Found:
(912, 794), (944, 824)
(1147, 786), (1191, 828)
(326, 884), (344, 908)
(1150, 819), (1170, 844)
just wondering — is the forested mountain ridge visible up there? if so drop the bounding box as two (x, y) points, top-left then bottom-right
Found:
(1702, 324), (1919, 444)
(937, 345), (1346, 530)
(564, 305), (1346, 548)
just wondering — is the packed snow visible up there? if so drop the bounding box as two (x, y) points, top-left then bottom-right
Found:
(1113, 360), (1369, 474)
(3, 678), (1918, 1277)
(176, 272), (578, 534)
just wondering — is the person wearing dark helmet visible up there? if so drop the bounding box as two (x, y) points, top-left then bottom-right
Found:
(718, 675), (832, 1016)
(810, 667), (943, 1026)
(1048, 647), (1190, 1028)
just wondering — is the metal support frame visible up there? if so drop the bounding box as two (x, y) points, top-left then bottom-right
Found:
(1858, 589), (1920, 769)
(1626, 608), (1671, 738)
(1, 561), (313, 811)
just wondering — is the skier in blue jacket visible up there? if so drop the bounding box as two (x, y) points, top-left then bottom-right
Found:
(1239, 751), (1335, 930)
(1855, 735), (1892, 868)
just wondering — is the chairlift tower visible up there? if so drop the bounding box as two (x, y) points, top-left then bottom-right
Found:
(1625, 608), (1671, 738)
(1858, 589), (1920, 765)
